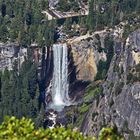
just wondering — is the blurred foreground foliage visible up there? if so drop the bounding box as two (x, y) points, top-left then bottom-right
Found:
(0, 116), (124, 140)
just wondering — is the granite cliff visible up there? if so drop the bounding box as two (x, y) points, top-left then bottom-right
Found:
(80, 29), (140, 140)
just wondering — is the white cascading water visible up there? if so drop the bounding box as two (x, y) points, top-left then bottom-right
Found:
(51, 43), (71, 111)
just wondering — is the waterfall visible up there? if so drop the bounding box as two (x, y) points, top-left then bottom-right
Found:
(51, 43), (71, 111)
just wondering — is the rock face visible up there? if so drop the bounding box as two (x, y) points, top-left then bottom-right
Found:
(0, 43), (27, 70)
(70, 32), (107, 81)
(71, 42), (97, 81)
(81, 29), (140, 139)
(48, 0), (59, 8)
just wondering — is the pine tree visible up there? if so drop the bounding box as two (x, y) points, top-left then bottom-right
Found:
(1, 0), (6, 17)
(87, 0), (95, 31)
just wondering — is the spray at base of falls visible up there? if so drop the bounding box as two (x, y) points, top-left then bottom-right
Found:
(44, 43), (88, 128)
(49, 43), (72, 112)
(45, 43), (72, 128)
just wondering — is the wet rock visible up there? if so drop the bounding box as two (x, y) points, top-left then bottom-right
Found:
(43, 119), (54, 128)
(46, 94), (52, 104)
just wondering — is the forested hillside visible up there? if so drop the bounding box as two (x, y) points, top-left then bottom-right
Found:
(0, 0), (54, 46)
(0, 53), (44, 127)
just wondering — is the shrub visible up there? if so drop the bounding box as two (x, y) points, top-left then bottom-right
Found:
(0, 117), (124, 140)
(84, 86), (102, 103)
(0, 116), (95, 140)
(79, 103), (90, 114)
(99, 127), (124, 140)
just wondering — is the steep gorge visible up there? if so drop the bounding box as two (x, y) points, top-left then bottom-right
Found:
(1, 26), (140, 139)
